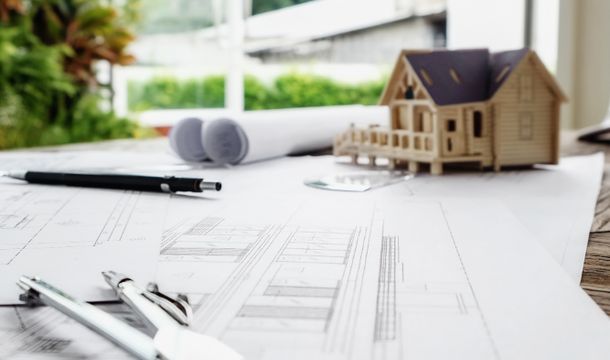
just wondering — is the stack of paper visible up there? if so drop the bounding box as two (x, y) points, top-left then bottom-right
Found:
(0, 149), (608, 359)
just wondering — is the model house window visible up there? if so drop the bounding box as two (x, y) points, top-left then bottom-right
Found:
(495, 65), (510, 83)
(405, 85), (414, 99)
(473, 111), (483, 137)
(449, 68), (461, 84)
(446, 119), (456, 132)
(446, 138), (453, 152)
(519, 113), (533, 140)
(520, 75), (533, 102)
(420, 69), (433, 86)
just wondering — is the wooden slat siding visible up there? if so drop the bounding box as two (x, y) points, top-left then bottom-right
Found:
(562, 132), (610, 315)
(397, 106), (408, 130)
(551, 101), (561, 164)
(493, 59), (556, 166)
(465, 108), (473, 154)
(433, 111), (441, 157)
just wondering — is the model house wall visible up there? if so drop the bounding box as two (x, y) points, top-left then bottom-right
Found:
(333, 48), (567, 174)
(491, 56), (561, 167)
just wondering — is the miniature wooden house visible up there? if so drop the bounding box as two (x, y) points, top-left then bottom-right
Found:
(333, 48), (567, 174)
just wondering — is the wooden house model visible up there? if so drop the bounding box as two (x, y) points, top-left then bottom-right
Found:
(333, 48), (567, 175)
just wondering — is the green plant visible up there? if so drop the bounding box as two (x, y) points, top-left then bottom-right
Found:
(252, 0), (313, 15)
(128, 73), (386, 112)
(32, 0), (136, 86)
(0, 0), (141, 150)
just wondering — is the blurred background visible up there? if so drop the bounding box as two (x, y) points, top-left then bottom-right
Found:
(1, 0), (609, 149)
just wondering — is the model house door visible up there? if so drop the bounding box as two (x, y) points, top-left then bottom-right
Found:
(442, 117), (465, 156)
(464, 108), (486, 155)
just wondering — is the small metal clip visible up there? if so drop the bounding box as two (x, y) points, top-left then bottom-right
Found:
(17, 276), (44, 307)
(143, 282), (192, 326)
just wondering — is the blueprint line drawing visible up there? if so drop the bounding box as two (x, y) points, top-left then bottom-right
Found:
(2, 150), (608, 358)
(438, 204), (499, 358)
(161, 217), (267, 263)
(0, 189), (150, 265)
(375, 235), (397, 342)
(93, 191), (145, 246)
(0, 188), (79, 265)
(155, 197), (505, 360)
(0, 305), (146, 359)
(0, 184), (166, 304)
(1, 195), (610, 358)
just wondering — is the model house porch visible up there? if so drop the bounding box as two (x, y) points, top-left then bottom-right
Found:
(334, 101), (492, 175)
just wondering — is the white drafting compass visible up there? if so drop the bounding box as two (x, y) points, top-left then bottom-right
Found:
(17, 272), (242, 360)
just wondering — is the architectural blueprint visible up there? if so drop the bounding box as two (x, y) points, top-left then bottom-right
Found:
(0, 150), (606, 359)
(183, 153), (603, 281)
(0, 182), (167, 304)
(153, 195), (610, 359)
(0, 150), (182, 173)
(3, 194), (609, 359)
(0, 304), (144, 359)
(1, 148), (600, 281)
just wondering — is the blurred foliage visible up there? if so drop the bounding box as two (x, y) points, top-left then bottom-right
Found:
(0, 0), (141, 149)
(252, 0), (313, 15)
(128, 73), (385, 112)
(134, 0), (314, 34)
(31, 0), (137, 86)
(135, 0), (213, 35)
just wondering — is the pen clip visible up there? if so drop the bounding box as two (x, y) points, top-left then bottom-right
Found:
(17, 277), (44, 307)
(144, 283), (192, 326)
(102, 271), (192, 328)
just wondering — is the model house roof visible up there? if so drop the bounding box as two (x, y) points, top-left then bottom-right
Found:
(487, 48), (530, 96)
(406, 49), (495, 105)
(381, 48), (567, 106)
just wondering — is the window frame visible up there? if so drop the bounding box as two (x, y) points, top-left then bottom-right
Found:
(519, 112), (534, 140)
(473, 110), (484, 138)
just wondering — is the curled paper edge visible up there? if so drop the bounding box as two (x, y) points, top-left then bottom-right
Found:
(201, 119), (249, 165)
(168, 117), (208, 162)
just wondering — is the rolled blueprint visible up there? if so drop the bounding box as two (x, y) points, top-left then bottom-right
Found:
(168, 117), (208, 162)
(169, 105), (388, 165)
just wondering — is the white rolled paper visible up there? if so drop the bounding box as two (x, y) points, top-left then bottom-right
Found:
(169, 105), (388, 165)
(168, 117), (208, 162)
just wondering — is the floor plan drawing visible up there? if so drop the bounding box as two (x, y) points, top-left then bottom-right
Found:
(0, 305), (144, 359)
(150, 195), (610, 360)
(155, 196), (383, 359)
(0, 149), (609, 358)
(1, 194), (610, 358)
(161, 217), (267, 263)
(0, 183), (167, 304)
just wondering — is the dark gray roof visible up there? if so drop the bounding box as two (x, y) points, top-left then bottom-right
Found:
(405, 48), (529, 106)
(488, 48), (530, 95)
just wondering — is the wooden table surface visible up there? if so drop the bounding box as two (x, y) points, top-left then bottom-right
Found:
(562, 133), (610, 315)
(10, 133), (610, 314)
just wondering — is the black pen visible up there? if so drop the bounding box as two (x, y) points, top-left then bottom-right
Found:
(3, 170), (221, 193)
